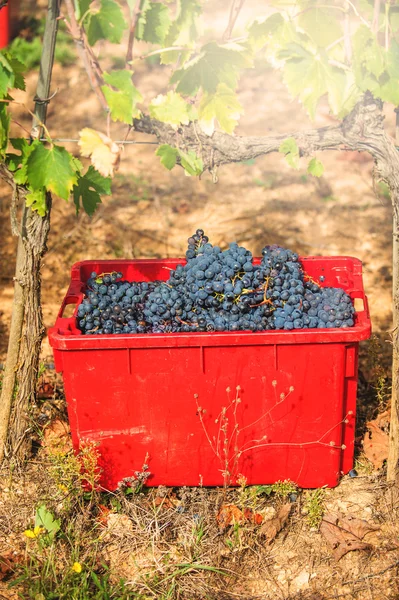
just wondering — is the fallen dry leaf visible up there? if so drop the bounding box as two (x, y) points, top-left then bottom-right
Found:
(320, 513), (379, 560)
(259, 503), (291, 543)
(154, 493), (181, 510)
(363, 417), (389, 469)
(343, 514), (380, 540)
(42, 419), (72, 456)
(217, 504), (246, 529)
(243, 507), (263, 525)
(37, 379), (55, 399)
(374, 410), (390, 429)
(217, 503), (263, 529)
(97, 504), (113, 526)
(0, 552), (24, 581)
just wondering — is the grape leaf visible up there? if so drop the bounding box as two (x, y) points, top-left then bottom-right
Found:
(136, 1), (171, 44)
(73, 166), (111, 216)
(71, 156), (84, 173)
(25, 188), (47, 216)
(390, 8), (399, 33)
(178, 149), (203, 176)
(86, 0), (126, 46)
(8, 138), (39, 184)
(386, 40), (399, 79)
(352, 25), (385, 84)
(7, 138), (35, 185)
(5, 153), (22, 171)
(307, 157), (324, 177)
(0, 68), (10, 98)
(162, 0), (201, 63)
(325, 67), (361, 118)
(247, 13), (284, 51)
(279, 137), (299, 169)
(102, 70), (142, 124)
(160, 48), (193, 66)
(199, 83), (243, 135)
(298, 8), (342, 48)
(149, 91), (196, 128)
(78, 128), (121, 177)
(156, 144), (179, 170)
(283, 46), (329, 118)
(358, 0), (374, 19)
(6, 56), (26, 91)
(378, 76), (399, 105)
(170, 42), (252, 95)
(26, 144), (78, 200)
(0, 52), (26, 95)
(75, 0), (92, 20)
(155, 144), (202, 175)
(0, 52), (19, 98)
(0, 104), (10, 157)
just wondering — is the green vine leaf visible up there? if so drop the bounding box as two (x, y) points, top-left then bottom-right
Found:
(247, 13), (284, 51)
(198, 83), (243, 135)
(0, 104), (10, 158)
(86, 0), (126, 46)
(136, 1), (171, 45)
(307, 157), (324, 177)
(0, 52), (25, 98)
(155, 144), (202, 175)
(26, 144), (78, 200)
(149, 91), (196, 128)
(170, 41), (252, 95)
(156, 144), (178, 170)
(352, 25), (385, 89)
(161, 0), (201, 64)
(25, 188), (47, 216)
(74, 0), (92, 20)
(279, 137), (300, 169)
(386, 40), (399, 79)
(178, 148), (203, 175)
(73, 166), (111, 216)
(378, 77), (399, 105)
(298, 8), (342, 49)
(282, 45), (330, 118)
(8, 138), (39, 185)
(325, 67), (361, 118)
(102, 70), (142, 124)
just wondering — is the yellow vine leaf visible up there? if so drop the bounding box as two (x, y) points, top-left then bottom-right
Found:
(78, 128), (120, 178)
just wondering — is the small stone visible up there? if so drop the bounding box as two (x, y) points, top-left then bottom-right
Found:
(349, 469), (358, 478)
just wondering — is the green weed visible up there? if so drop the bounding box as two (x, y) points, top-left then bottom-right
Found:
(304, 488), (325, 529)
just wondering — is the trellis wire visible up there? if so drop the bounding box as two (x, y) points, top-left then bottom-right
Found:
(36, 138), (159, 145)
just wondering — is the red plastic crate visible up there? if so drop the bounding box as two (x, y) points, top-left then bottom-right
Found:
(48, 256), (371, 490)
(0, 6), (9, 48)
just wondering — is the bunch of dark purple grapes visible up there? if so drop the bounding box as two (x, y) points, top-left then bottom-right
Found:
(76, 229), (355, 335)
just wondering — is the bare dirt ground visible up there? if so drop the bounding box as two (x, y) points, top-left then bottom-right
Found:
(0, 3), (396, 598)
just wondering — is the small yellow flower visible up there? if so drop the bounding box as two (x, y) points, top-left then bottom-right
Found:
(58, 484), (68, 493)
(72, 562), (82, 573)
(23, 526), (44, 539)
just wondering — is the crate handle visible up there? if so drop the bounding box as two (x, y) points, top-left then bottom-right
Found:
(57, 280), (83, 318)
(348, 290), (370, 320)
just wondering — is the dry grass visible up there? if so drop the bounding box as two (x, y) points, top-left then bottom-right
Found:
(0, 443), (398, 600)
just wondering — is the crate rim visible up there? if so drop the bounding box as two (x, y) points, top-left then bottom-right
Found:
(48, 255), (372, 350)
